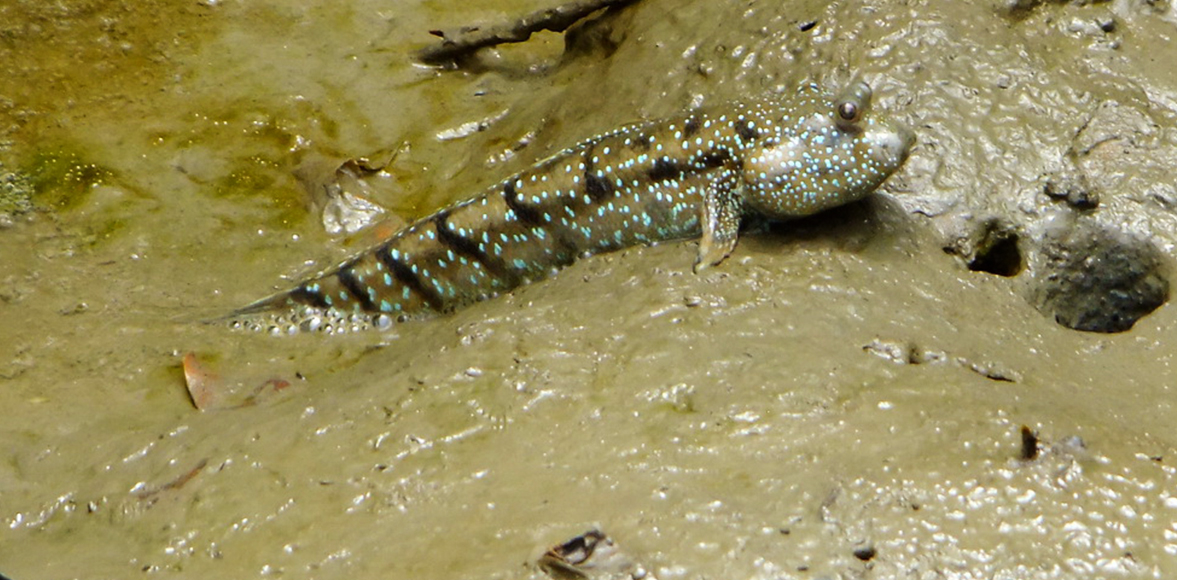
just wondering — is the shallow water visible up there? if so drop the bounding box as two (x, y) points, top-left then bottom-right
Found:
(2, 0), (1177, 578)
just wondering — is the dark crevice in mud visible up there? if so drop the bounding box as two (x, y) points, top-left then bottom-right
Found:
(1019, 425), (1040, 461)
(968, 231), (1022, 277)
(944, 217), (1024, 277)
(1028, 220), (1169, 333)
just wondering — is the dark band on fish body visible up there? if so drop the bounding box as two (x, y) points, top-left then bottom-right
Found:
(502, 180), (543, 225)
(376, 244), (445, 311)
(634, 132), (653, 152)
(683, 115), (701, 138)
(336, 265), (378, 311)
(576, 143), (607, 200)
(648, 157), (682, 182)
(579, 144), (612, 201)
(432, 212), (522, 287)
(290, 285), (330, 309)
(695, 149), (737, 171)
(736, 120), (758, 142)
(584, 172), (613, 203)
(582, 143), (596, 173)
(499, 183), (581, 260)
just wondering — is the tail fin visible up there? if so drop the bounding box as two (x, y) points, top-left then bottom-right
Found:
(226, 290), (297, 318)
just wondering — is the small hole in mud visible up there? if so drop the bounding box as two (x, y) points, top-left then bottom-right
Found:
(1030, 222), (1169, 333)
(968, 232), (1022, 277)
(1019, 425), (1039, 461)
(943, 218), (1023, 277)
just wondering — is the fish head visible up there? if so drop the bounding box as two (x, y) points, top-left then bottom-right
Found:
(740, 81), (914, 219)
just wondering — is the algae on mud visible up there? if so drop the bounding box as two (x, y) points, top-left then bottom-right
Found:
(22, 148), (114, 211)
(2, 0), (1177, 579)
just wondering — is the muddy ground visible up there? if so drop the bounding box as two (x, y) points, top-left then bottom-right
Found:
(2, 0), (1177, 578)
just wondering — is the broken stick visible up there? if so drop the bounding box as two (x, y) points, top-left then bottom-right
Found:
(417, 0), (640, 65)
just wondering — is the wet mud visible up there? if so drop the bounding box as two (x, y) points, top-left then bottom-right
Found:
(2, 0), (1177, 578)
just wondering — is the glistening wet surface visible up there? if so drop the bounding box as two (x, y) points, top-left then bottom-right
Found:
(2, 1), (1177, 578)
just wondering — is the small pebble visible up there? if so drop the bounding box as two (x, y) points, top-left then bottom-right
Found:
(853, 545), (877, 561)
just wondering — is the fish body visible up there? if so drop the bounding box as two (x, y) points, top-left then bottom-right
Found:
(234, 81), (913, 333)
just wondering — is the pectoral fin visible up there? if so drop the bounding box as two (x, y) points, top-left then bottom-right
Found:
(694, 174), (744, 273)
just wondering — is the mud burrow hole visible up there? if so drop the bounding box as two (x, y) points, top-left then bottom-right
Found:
(944, 217), (1025, 277)
(1032, 221), (1168, 333)
(945, 218), (1169, 333)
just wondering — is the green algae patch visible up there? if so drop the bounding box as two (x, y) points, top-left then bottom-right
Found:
(23, 148), (113, 211)
(213, 156), (281, 199)
(156, 101), (338, 230)
(212, 156), (308, 228)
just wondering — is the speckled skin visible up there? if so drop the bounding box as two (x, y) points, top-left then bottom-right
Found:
(235, 81), (913, 333)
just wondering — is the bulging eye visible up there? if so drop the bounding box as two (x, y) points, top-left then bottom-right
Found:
(837, 101), (860, 123)
(833, 80), (873, 131)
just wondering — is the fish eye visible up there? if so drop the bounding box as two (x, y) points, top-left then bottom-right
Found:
(837, 102), (860, 123)
(833, 80), (873, 131)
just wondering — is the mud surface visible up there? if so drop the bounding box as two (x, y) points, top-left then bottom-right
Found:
(2, 0), (1177, 578)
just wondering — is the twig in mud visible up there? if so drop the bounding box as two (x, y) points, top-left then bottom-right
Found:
(134, 458), (210, 502)
(417, 0), (640, 65)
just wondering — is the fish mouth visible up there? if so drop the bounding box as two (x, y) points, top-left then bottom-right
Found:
(867, 124), (916, 169)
